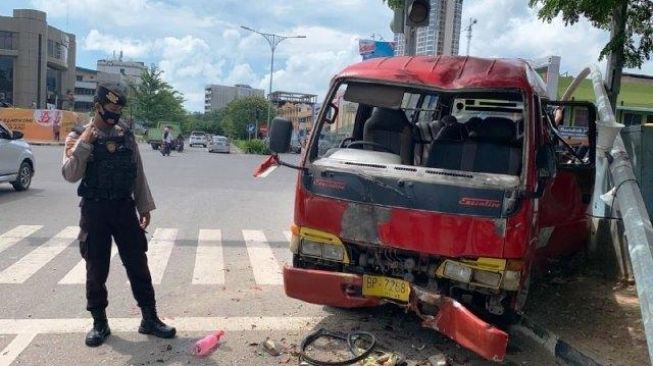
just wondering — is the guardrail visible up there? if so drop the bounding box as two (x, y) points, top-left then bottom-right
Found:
(564, 65), (653, 365)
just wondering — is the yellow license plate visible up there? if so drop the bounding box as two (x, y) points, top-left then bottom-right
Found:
(362, 275), (410, 302)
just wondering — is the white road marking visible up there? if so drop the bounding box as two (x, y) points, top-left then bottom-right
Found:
(0, 226), (78, 284)
(0, 225), (42, 254)
(0, 333), (37, 366)
(145, 228), (177, 285)
(283, 231), (292, 242)
(59, 246), (118, 285)
(0, 317), (321, 334)
(192, 229), (225, 285)
(242, 230), (282, 285)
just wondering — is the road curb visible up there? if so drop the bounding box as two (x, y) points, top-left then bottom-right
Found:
(27, 141), (64, 146)
(509, 315), (604, 366)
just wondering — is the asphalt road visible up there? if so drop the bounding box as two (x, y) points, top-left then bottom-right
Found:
(0, 144), (554, 366)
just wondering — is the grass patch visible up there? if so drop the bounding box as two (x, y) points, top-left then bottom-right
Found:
(558, 76), (653, 108)
(234, 139), (270, 154)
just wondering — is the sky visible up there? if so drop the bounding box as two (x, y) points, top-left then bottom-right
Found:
(1, 0), (651, 112)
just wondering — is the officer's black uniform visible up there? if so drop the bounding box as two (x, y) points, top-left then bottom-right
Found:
(70, 83), (175, 347)
(78, 134), (156, 311)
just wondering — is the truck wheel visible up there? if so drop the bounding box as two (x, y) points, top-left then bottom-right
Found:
(11, 161), (33, 191)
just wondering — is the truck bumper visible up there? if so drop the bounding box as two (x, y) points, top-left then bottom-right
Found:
(283, 266), (508, 362)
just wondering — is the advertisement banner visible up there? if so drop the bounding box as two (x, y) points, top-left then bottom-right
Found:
(0, 108), (80, 142)
(358, 39), (396, 60)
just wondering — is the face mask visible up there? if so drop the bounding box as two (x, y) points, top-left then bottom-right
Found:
(99, 106), (121, 125)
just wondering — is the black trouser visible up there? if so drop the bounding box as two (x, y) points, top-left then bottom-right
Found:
(79, 198), (155, 312)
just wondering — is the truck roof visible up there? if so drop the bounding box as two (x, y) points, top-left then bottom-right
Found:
(335, 56), (548, 96)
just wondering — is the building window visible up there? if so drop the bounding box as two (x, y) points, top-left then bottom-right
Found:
(47, 39), (68, 63)
(0, 32), (17, 50)
(76, 75), (83, 81)
(647, 114), (653, 124)
(0, 56), (14, 105)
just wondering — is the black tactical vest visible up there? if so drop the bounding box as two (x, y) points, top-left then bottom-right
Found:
(77, 135), (137, 200)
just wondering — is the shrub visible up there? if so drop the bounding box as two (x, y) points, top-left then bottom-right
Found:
(235, 139), (270, 155)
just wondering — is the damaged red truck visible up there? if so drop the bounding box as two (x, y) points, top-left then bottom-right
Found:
(258, 56), (597, 361)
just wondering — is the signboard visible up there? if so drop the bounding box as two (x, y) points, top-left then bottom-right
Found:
(247, 123), (256, 133)
(358, 39), (396, 60)
(0, 108), (80, 141)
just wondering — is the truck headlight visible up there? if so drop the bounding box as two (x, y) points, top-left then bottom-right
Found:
(300, 240), (322, 257)
(443, 261), (473, 283)
(322, 245), (344, 261)
(472, 270), (502, 288)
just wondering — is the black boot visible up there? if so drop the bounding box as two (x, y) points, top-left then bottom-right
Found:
(85, 309), (111, 347)
(139, 306), (176, 338)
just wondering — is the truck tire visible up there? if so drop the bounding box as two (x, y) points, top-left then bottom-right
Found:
(11, 161), (33, 191)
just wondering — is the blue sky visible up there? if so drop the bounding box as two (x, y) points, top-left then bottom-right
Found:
(1, 0), (651, 112)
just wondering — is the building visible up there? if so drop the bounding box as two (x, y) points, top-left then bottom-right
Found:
(394, 0), (463, 56)
(204, 84), (264, 112)
(74, 67), (97, 113)
(97, 55), (146, 85)
(0, 9), (76, 108)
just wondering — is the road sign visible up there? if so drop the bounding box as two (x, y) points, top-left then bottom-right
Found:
(247, 123), (256, 133)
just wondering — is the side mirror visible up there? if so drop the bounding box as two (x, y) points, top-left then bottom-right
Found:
(11, 130), (23, 140)
(268, 117), (293, 154)
(324, 103), (338, 125)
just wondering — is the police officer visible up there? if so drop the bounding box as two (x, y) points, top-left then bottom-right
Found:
(62, 82), (175, 347)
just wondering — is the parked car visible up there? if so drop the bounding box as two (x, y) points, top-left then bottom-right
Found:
(208, 135), (230, 153)
(0, 121), (34, 191)
(189, 131), (208, 147)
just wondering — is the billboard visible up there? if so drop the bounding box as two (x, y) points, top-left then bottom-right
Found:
(0, 108), (81, 142)
(359, 39), (396, 60)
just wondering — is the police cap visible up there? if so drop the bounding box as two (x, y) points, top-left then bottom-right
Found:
(94, 82), (127, 107)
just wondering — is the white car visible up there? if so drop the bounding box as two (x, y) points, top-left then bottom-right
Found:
(208, 135), (230, 153)
(189, 131), (208, 147)
(0, 121), (34, 191)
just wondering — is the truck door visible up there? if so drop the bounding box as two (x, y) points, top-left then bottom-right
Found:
(537, 100), (597, 258)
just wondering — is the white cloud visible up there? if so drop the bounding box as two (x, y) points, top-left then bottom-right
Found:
(84, 29), (153, 58)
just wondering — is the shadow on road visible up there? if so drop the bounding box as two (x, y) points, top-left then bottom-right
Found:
(0, 187), (46, 205)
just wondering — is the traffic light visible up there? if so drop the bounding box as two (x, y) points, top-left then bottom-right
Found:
(406, 0), (430, 27)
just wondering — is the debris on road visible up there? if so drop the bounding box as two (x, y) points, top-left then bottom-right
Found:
(192, 330), (225, 357)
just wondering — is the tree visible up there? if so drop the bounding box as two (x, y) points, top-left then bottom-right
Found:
(222, 96), (275, 139)
(129, 65), (187, 127)
(183, 110), (226, 136)
(382, 0), (403, 9)
(529, 0), (653, 109)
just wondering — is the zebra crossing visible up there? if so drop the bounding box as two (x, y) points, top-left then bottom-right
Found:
(0, 224), (294, 287)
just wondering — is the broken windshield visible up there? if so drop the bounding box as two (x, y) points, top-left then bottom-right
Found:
(309, 81), (525, 178)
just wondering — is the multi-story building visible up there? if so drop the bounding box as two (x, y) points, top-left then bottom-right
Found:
(394, 0), (463, 56)
(97, 55), (146, 85)
(74, 67), (98, 113)
(0, 9), (76, 108)
(204, 84), (265, 112)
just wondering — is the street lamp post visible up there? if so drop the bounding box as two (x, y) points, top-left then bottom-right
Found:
(241, 25), (306, 133)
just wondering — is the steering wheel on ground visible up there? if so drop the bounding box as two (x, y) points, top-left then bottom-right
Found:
(345, 140), (395, 154)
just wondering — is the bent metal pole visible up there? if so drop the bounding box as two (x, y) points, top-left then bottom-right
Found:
(576, 65), (653, 365)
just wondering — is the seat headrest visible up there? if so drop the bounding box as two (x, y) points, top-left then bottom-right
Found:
(434, 122), (468, 141)
(365, 108), (410, 132)
(471, 117), (516, 143)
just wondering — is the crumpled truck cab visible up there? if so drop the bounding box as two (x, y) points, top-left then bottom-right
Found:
(260, 56), (597, 362)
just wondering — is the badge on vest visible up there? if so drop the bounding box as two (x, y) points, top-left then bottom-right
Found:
(106, 141), (117, 153)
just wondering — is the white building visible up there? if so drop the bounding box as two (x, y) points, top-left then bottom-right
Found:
(97, 53), (147, 85)
(205, 84), (265, 112)
(73, 66), (98, 112)
(394, 0), (463, 56)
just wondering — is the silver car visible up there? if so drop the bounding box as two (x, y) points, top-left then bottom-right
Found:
(0, 121), (35, 191)
(208, 135), (230, 153)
